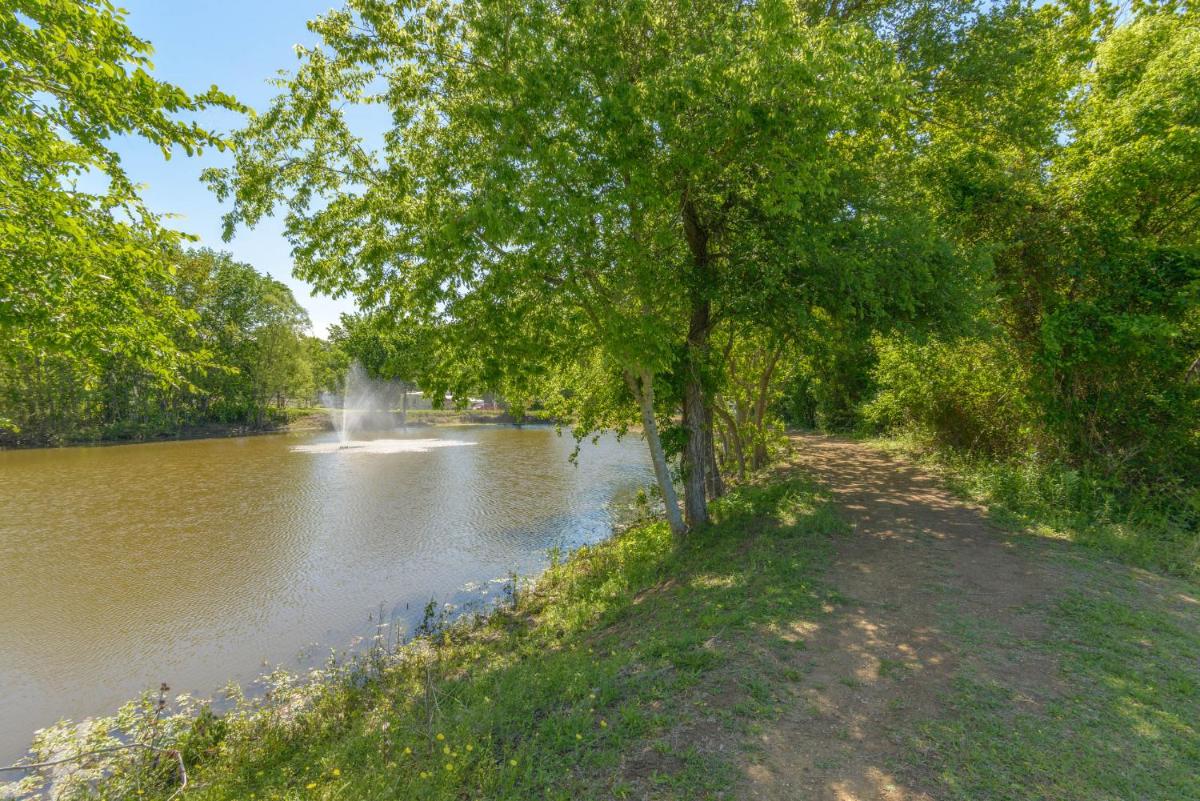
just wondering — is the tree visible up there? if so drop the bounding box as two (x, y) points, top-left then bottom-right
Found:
(851, 2), (1199, 487)
(209, 0), (963, 533)
(173, 249), (312, 423)
(0, 0), (237, 423)
(1035, 12), (1200, 477)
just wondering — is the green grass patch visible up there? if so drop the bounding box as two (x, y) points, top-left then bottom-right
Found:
(910, 565), (1200, 800)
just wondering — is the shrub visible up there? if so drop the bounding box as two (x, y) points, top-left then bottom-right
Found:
(862, 335), (1032, 455)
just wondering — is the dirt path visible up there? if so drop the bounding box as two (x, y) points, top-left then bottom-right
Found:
(740, 435), (1070, 800)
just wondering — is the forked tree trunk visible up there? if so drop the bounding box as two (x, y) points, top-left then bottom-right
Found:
(627, 369), (686, 536)
(750, 344), (782, 469)
(714, 402), (747, 481)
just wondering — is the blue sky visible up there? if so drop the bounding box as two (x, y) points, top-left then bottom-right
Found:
(113, 1), (359, 335)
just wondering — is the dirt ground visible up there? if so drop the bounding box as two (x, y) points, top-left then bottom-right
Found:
(739, 434), (1075, 801)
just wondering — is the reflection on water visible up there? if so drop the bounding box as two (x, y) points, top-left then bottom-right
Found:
(0, 426), (652, 761)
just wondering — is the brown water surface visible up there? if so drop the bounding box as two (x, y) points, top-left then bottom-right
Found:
(0, 426), (651, 761)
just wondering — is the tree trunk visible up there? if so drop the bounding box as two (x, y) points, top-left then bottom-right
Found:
(682, 375), (709, 527)
(627, 369), (686, 536)
(751, 344), (782, 470)
(681, 195), (712, 528)
(714, 401), (747, 481)
(704, 402), (724, 499)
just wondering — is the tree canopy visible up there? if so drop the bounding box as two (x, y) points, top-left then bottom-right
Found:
(0, 0), (239, 430)
(209, 0), (974, 532)
(2, 0), (1195, 549)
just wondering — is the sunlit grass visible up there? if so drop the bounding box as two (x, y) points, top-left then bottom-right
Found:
(909, 569), (1200, 800)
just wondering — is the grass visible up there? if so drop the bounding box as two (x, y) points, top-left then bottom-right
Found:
(45, 474), (844, 801)
(909, 553), (1200, 801)
(866, 432), (1200, 579)
(858, 434), (1200, 799)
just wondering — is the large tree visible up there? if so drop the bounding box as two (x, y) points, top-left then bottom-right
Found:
(210, 0), (960, 533)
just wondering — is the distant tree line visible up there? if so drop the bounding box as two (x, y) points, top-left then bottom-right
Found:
(0, 247), (346, 446)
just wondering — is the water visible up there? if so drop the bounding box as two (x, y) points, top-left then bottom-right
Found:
(0, 426), (652, 762)
(322, 361), (408, 443)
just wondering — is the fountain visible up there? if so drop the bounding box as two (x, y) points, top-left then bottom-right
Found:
(323, 361), (405, 445)
(297, 363), (471, 455)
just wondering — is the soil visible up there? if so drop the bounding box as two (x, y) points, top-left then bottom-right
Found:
(739, 434), (1073, 801)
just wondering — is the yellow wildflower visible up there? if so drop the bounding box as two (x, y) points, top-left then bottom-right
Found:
(443, 745), (451, 755)
(466, 744), (473, 752)
(600, 719), (608, 728)
(436, 732), (445, 741)
(306, 782), (318, 790)
(445, 762), (454, 771)
(403, 746), (412, 755)
(331, 768), (341, 777)
(509, 759), (518, 767)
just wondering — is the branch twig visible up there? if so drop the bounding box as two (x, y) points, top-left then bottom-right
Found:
(0, 743), (188, 801)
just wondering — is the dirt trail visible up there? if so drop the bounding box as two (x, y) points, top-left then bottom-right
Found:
(741, 435), (1069, 800)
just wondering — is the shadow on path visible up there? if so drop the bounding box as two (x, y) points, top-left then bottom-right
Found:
(741, 435), (1067, 801)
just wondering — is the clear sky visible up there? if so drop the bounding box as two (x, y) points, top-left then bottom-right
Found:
(112, 1), (360, 335)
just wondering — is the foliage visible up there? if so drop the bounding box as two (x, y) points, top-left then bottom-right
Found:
(712, 327), (795, 480)
(0, 2), (328, 444)
(1034, 13), (1200, 481)
(172, 249), (316, 425)
(794, 5), (1200, 554)
(863, 334), (1033, 454)
(0, 0), (237, 424)
(0, 249), (327, 445)
(206, 0), (968, 532)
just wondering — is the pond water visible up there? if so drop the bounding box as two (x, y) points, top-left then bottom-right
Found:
(0, 426), (653, 762)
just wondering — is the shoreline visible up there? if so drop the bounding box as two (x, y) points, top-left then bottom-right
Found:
(0, 421), (631, 774)
(3, 441), (1197, 800)
(0, 487), (658, 792)
(0, 410), (557, 452)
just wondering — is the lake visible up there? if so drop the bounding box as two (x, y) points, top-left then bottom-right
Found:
(0, 425), (653, 762)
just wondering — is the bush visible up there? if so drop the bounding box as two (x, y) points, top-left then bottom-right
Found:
(862, 335), (1032, 455)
